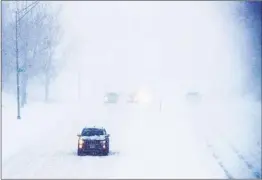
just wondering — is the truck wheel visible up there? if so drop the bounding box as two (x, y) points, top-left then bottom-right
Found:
(103, 148), (109, 156)
(77, 148), (84, 156)
(103, 151), (109, 156)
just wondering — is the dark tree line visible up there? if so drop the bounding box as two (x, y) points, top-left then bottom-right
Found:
(234, 2), (261, 100)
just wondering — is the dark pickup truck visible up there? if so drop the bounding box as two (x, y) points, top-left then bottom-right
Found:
(77, 127), (110, 156)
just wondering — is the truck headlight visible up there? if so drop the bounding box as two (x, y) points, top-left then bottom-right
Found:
(100, 140), (106, 144)
(79, 139), (84, 145)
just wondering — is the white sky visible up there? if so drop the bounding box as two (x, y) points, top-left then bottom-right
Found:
(52, 1), (246, 102)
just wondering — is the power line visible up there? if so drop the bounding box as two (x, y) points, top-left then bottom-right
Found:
(17, 1), (40, 22)
(17, 1), (38, 15)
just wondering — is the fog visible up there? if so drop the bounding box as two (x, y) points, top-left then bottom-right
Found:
(48, 1), (248, 103)
(2, 2), (261, 178)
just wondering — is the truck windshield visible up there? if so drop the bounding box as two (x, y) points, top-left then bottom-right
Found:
(81, 128), (104, 136)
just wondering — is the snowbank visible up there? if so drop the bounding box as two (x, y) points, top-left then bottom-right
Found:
(182, 98), (261, 178)
(2, 93), (73, 163)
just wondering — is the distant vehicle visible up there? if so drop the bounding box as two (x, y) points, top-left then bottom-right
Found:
(127, 93), (138, 103)
(104, 92), (119, 104)
(77, 127), (110, 156)
(186, 92), (202, 102)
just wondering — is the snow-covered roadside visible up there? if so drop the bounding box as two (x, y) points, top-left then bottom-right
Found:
(2, 99), (132, 179)
(2, 93), (75, 164)
(184, 99), (261, 179)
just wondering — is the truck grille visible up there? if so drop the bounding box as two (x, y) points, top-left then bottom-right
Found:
(83, 140), (101, 149)
(86, 140), (100, 145)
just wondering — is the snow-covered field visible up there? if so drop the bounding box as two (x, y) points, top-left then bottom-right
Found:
(2, 93), (261, 179)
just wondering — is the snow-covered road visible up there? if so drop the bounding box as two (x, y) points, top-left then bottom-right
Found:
(2, 100), (261, 179)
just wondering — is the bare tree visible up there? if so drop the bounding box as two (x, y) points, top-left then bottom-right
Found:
(2, 2), (17, 92)
(2, 1), (63, 104)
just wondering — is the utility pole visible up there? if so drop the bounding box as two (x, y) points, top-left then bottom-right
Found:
(15, 10), (21, 120)
(15, 1), (39, 120)
(159, 99), (162, 112)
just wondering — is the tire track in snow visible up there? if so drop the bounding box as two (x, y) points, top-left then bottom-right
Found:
(205, 140), (234, 179)
(2, 120), (67, 178)
(203, 133), (259, 179)
(204, 120), (261, 179)
(2, 104), (77, 178)
(156, 103), (229, 178)
(228, 143), (261, 179)
(187, 103), (261, 179)
(28, 103), (130, 178)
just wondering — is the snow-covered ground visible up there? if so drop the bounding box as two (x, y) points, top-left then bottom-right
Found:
(2, 93), (78, 162)
(2, 93), (261, 179)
